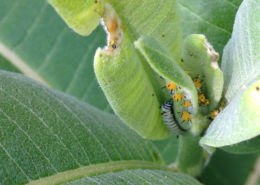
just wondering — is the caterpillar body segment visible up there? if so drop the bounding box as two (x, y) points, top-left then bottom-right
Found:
(161, 101), (187, 135)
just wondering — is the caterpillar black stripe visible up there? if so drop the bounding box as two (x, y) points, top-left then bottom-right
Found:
(161, 101), (187, 135)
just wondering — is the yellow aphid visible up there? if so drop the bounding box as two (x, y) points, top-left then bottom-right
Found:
(194, 78), (202, 89)
(199, 94), (206, 103)
(185, 71), (190, 75)
(182, 111), (191, 121)
(205, 99), (210, 105)
(210, 110), (219, 119)
(219, 106), (223, 111)
(221, 100), (225, 106)
(183, 101), (192, 107)
(173, 93), (184, 101)
(165, 82), (177, 90)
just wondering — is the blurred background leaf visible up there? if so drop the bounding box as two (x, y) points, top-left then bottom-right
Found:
(201, 150), (258, 185)
(0, 0), (111, 112)
(179, 0), (242, 60)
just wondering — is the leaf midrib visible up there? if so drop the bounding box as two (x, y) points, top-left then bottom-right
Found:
(0, 42), (50, 86)
(26, 160), (169, 185)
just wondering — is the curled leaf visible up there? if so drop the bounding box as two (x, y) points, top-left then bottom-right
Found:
(182, 34), (223, 111)
(94, 35), (170, 139)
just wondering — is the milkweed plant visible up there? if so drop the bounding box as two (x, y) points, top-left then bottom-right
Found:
(0, 0), (259, 184)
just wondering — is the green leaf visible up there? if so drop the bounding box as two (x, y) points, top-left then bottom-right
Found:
(135, 36), (198, 113)
(182, 34), (223, 111)
(201, 150), (258, 185)
(200, 0), (260, 148)
(93, 1), (183, 139)
(0, 0), (110, 112)
(222, 135), (260, 154)
(0, 70), (202, 184)
(0, 54), (20, 72)
(0, 70), (168, 184)
(179, 0), (242, 58)
(47, 0), (105, 36)
(221, 0), (260, 101)
(60, 169), (202, 185)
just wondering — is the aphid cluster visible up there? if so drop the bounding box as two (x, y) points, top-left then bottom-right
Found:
(161, 82), (193, 135)
(192, 76), (210, 107)
(208, 99), (226, 120)
(192, 75), (225, 120)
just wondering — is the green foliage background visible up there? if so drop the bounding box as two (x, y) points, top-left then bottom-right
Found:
(0, 0), (259, 184)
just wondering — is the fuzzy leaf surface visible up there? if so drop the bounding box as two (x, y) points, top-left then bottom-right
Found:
(0, 71), (165, 184)
(221, 0), (260, 101)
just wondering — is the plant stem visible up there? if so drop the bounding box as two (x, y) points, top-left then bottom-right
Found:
(170, 133), (211, 177)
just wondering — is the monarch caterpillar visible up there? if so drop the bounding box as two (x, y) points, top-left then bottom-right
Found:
(161, 101), (187, 135)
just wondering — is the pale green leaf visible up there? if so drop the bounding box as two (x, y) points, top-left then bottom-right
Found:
(221, 0), (260, 101)
(0, 0), (111, 112)
(200, 0), (260, 148)
(0, 70), (164, 184)
(94, 35), (170, 140)
(93, 0), (183, 139)
(47, 0), (104, 36)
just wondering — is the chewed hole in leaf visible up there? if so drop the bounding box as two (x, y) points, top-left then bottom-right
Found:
(101, 3), (124, 55)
